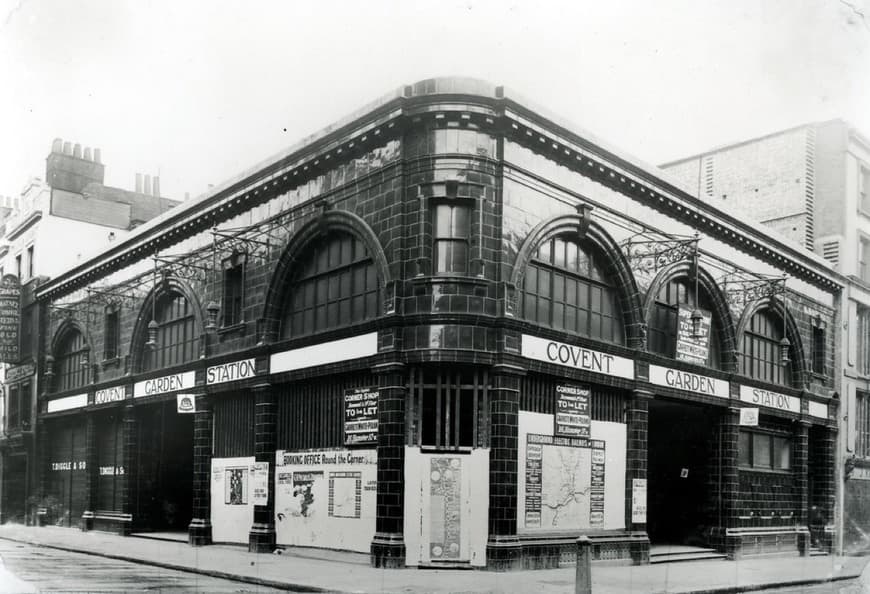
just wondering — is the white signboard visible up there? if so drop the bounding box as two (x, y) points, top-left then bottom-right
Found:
(648, 365), (729, 399)
(631, 478), (647, 523)
(739, 407), (759, 426)
(211, 457), (255, 544)
(46, 393), (87, 413)
(521, 334), (634, 380)
(177, 393), (196, 414)
(207, 358), (257, 385)
(270, 333), (378, 374)
(808, 401), (828, 420)
(94, 385), (127, 405)
(252, 462), (269, 505)
(134, 370), (196, 398)
(739, 385), (800, 414)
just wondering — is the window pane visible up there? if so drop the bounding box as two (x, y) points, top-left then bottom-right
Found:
(753, 434), (772, 468)
(774, 437), (790, 469)
(738, 431), (751, 466)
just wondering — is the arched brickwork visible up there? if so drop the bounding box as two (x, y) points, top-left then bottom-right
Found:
(130, 276), (205, 373)
(736, 296), (808, 389)
(50, 317), (90, 357)
(260, 209), (391, 343)
(510, 213), (644, 348)
(643, 260), (739, 371)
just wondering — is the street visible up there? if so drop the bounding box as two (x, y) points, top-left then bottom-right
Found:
(744, 580), (867, 594)
(0, 540), (287, 593)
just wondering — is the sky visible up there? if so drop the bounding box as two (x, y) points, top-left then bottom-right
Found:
(0, 0), (868, 203)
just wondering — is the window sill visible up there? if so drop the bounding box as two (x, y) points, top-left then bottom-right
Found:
(419, 445), (474, 454)
(411, 275), (488, 287)
(738, 466), (792, 475)
(217, 322), (246, 337)
(100, 357), (121, 370)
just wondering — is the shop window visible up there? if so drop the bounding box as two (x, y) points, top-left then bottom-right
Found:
(433, 202), (471, 274)
(104, 307), (120, 360)
(54, 329), (89, 392)
(142, 292), (200, 372)
(811, 324), (825, 375)
(410, 368), (487, 450)
(738, 430), (791, 470)
(857, 391), (870, 458)
(221, 254), (245, 327)
(7, 384), (18, 429)
(282, 232), (379, 338)
(522, 235), (623, 344)
(648, 277), (722, 368)
(740, 309), (792, 387)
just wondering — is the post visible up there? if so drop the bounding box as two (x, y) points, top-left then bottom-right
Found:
(81, 413), (96, 531)
(575, 536), (592, 594)
(120, 405), (137, 535)
(248, 382), (276, 552)
(794, 420), (810, 555)
(625, 389), (652, 564)
(188, 394), (213, 546)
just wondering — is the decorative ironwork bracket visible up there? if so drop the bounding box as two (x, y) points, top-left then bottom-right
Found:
(720, 273), (787, 310)
(621, 232), (698, 276)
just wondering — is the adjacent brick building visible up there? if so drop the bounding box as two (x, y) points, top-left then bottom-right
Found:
(25, 78), (840, 568)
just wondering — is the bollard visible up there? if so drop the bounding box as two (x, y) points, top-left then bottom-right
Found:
(575, 535), (592, 594)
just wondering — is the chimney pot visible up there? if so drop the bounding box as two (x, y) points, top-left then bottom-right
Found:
(93, 148), (101, 164)
(152, 176), (160, 198)
(73, 144), (82, 159)
(135, 173), (143, 193)
(62, 141), (72, 155)
(51, 138), (63, 153)
(83, 147), (92, 161)
(144, 174), (152, 196)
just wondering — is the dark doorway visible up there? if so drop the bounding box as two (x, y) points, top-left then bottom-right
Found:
(647, 398), (719, 545)
(2, 455), (27, 524)
(134, 400), (193, 533)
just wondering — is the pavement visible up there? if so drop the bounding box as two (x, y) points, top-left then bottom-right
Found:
(0, 525), (867, 593)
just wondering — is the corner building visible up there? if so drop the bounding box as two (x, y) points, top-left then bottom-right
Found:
(31, 78), (841, 569)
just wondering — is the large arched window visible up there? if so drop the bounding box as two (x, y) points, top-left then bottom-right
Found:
(741, 309), (792, 386)
(522, 235), (624, 344)
(282, 232), (379, 339)
(649, 278), (723, 369)
(142, 292), (200, 372)
(54, 329), (89, 392)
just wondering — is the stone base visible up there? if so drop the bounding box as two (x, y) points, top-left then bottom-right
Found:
(494, 532), (648, 570)
(188, 518), (212, 546)
(248, 522), (276, 553)
(486, 535), (523, 571)
(91, 512), (133, 535)
(710, 526), (809, 560)
(370, 532), (406, 568)
(80, 511), (94, 532)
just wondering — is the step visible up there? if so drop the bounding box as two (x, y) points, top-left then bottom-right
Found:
(809, 549), (829, 557)
(650, 547), (717, 558)
(649, 550), (727, 564)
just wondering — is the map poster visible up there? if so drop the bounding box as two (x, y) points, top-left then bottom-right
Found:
(524, 433), (606, 530)
(676, 306), (712, 365)
(554, 384), (591, 439)
(344, 387), (379, 446)
(429, 457), (462, 560)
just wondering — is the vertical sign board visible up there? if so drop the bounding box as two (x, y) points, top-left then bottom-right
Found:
(676, 306), (711, 365)
(631, 478), (647, 523)
(251, 462), (269, 505)
(554, 384), (591, 438)
(0, 275), (20, 363)
(344, 387), (379, 446)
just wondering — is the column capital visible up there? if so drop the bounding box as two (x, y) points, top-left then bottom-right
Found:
(371, 361), (405, 375)
(491, 363), (527, 377)
(632, 388), (654, 400)
(250, 381), (272, 393)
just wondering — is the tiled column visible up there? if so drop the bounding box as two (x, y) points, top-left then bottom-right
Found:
(811, 426), (837, 552)
(248, 382), (276, 552)
(189, 394), (213, 546)
(119, 405), (137, 534)
(81, 413), (97, 531)
(714, 407), (740, 558)
(625, 389), (651, 564)
(485, 363), (524, 571)
(34, 419), (47, 526)
(370, 362), (407, 568)
(794, 421), (810, 554)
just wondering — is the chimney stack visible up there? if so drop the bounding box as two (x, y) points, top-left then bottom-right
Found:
(144, 174), (152, 196)
(46, 137), (106, 193)
(152, 176), (160, 198)
(135, 173), (143, 193)
(62, 141), (72, 155)
(73, 144), (82, 159)
(93, 148), (101, 164)
(51, 138), (62, 153)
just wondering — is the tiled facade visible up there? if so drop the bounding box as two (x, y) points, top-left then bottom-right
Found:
(21, 78), (842, 569)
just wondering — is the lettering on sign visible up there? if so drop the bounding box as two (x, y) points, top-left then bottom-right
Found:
(676, 306), (711, 365)
(344, 387), (379, 446)
(51, 461), (86, 471)
(521, 334), (634, 380)
(739, 407), (759, 426)
(648, 365), (729, 398)
(739, 385), (799, 413)
(134, 370), (196, 398)
(206, 358), (257, 385)
(631, 478), (647, 523)
(5, 363), (34, 383)
(0, 275), (19, 363)
(94, 386), (127, 405)
(177, 393), (196, 413)
(554, 383), (591, 438)
(99, 466), (125, 476)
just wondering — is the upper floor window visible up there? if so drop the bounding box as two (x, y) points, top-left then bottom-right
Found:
(15, 254), (21, 279)
(142, 292), (199, 372)
(648, 277), (722, 369)
(522, 235), (624, 344)
(222, 254), (245, 327)
(282, 233), (379, 339)
(857, 391), (870, 458)
(860, 166), (870, 213)
(54, 329), (89, 392)
(433, 202), (471, 274)
(858, 306), (870, 376)
(861, 237), (870, 284)
(104, 307), (120, 360)
(26, 245), (34, 279)
(811, 324), (826, 376)
(740, 309), (792, 387)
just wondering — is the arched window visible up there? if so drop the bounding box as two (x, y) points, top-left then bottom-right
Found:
(142, 292), (200, 372)
(522, 235), (624, 344)
(282, 232), (379, 339)
(648, 278), (723, 369)
(54, 329), (89, 391)
(741, 309), (792, 386)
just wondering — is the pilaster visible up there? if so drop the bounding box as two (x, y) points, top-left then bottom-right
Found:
(81, 413), (96, 531)
(625, 389), (652, 564)
(120, 405), (137, 535)
(248, 383), (276, 553)
(189, 394), (213, 546)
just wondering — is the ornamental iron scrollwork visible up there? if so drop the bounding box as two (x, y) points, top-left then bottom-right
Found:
(620, 232), (699, 276)
(720, 273), (787, 311)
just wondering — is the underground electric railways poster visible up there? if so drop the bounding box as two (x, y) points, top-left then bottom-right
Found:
(524, 434), (605, 530)
(554, 383), (591, 438)
(344, 387), (378, 446)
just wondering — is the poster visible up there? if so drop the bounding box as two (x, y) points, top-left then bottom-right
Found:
(344, 387), (379, 446)
(554, 383), (591, 438)
(429, 457), (462, 560)
(329, 471), (362, 519)
(523, 433), (605, 530)
(251, 462), (269, 505)
(225, 467), (248, 505)
(676, 306), (712, 365)
(631, 478), (647, 523)
(291, 471), (322, 517)
(0, 275), (19, 363)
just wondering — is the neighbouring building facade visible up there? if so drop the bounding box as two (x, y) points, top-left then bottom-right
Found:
(0, 139), (178, 526)
(662, 120), (870, 554)
(28, 79), (840, 570)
